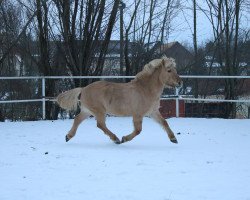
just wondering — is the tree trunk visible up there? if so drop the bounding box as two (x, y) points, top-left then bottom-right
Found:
(95, 0), (120, 75)
(193, 0), (199, 98)
(36, 0), (57, 120)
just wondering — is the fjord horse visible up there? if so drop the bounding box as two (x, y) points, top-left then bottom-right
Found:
(57, 57), (182, 144)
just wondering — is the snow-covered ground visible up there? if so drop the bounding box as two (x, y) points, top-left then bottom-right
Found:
(1, 117), (250, 200)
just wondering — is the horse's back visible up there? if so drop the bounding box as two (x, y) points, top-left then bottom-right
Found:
(80, 81), (144, 116)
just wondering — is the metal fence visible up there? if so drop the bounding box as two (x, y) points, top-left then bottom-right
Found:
(1, 75), (250, 119)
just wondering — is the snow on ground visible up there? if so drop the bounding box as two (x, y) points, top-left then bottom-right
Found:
(0, 117), (250, 200)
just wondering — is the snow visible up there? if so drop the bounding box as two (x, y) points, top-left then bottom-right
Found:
(1, 117), (250, 200)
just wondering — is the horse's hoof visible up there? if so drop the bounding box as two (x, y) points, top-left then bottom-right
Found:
(170, 137), (178, 144)
(121, 136), (127, 144)
(114, 140), (121, 144)
(65, 135), (70, 142)
(114, 138), (121, 144)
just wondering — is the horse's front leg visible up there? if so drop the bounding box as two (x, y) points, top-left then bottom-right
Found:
(150, 111), (178, 144)
(121, 116), (143, 143)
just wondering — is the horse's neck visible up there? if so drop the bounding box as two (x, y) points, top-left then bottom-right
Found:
(134, 69), (164, 98)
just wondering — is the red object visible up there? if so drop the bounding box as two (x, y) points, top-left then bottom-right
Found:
(160, 100), (185, 118)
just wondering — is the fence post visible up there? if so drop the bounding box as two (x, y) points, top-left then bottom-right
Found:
(42, 77), (46, 120)
(175, 87), (179, 117)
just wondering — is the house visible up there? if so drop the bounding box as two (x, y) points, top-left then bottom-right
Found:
(157, 41), (193, 70)
(9, 39), (192, 77)
(13, 40), (134, 76)
(204, 56), (250, 75)
(102, 41), (193, 75)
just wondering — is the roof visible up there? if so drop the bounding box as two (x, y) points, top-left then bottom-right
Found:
(160, 41), (179, 50)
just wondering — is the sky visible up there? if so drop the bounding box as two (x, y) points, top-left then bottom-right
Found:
(168, 2), (212, 45)
(168, 0), (250, 45)
(168, 0), (213, 45)
(118, 0), (216, 46)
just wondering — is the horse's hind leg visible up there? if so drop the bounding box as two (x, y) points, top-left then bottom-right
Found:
(66, 111), (89, 142)
(95, 113), (121, 144)
(121, 116), (143, 143)
(150, 111), (178, 143)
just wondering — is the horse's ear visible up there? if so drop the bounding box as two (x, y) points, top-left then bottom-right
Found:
(162, 58), (165, 66)
(169, 57), (176, 67)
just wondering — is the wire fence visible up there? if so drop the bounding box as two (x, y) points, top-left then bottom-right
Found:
(1, 75), (250, 120)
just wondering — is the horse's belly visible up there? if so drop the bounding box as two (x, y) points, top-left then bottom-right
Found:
(106, 106), (132, 116)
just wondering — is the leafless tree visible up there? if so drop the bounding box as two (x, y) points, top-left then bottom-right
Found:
(199, 0), (245, 117)
(51, 0), (119, 85)
(192, 0), (199, 98)
(35, 0), (59, 119)
(123, 0), (181, 76)
(0, 0), (37, 67)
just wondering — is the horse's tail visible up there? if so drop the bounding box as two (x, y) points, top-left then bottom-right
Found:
(57, 87), (82, 111)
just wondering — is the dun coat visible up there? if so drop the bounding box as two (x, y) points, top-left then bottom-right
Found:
(57, 56), (182, 144)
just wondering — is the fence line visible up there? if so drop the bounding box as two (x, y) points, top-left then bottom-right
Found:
(1, 75), (250, 119)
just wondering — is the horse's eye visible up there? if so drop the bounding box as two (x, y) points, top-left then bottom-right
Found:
(167, 69), (171, 73)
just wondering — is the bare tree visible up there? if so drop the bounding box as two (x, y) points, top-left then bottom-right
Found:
(0, 0), (43, 121)
(0, 0), (37, 67)
(192, 0), (199, 98)
(200, 0), (245, 118)
(51, 0), (119, 85)
(123, 0), (181, 76)
(35, 0), (59, 119)
(95, 0), (120, 76)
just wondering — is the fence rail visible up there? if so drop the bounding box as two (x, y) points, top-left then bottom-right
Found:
(1, 75), (250, 119)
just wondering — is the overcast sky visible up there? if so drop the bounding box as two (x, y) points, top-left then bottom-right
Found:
(168, 0), (250, 45)
(117, 0), (249, 46)
(117, 0), (213, 45)
(168, 0), (212, 45)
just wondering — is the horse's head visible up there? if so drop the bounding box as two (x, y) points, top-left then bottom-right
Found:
(136, 56), (182, 88)
(159, 57), (182, 88)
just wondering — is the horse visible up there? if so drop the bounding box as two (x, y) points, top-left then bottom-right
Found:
(57, 56), (182, 144)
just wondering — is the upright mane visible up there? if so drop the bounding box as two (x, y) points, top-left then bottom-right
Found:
(134, 56), (176, 80)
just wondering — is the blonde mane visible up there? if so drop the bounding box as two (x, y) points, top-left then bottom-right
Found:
(135, 56), (176, 80)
